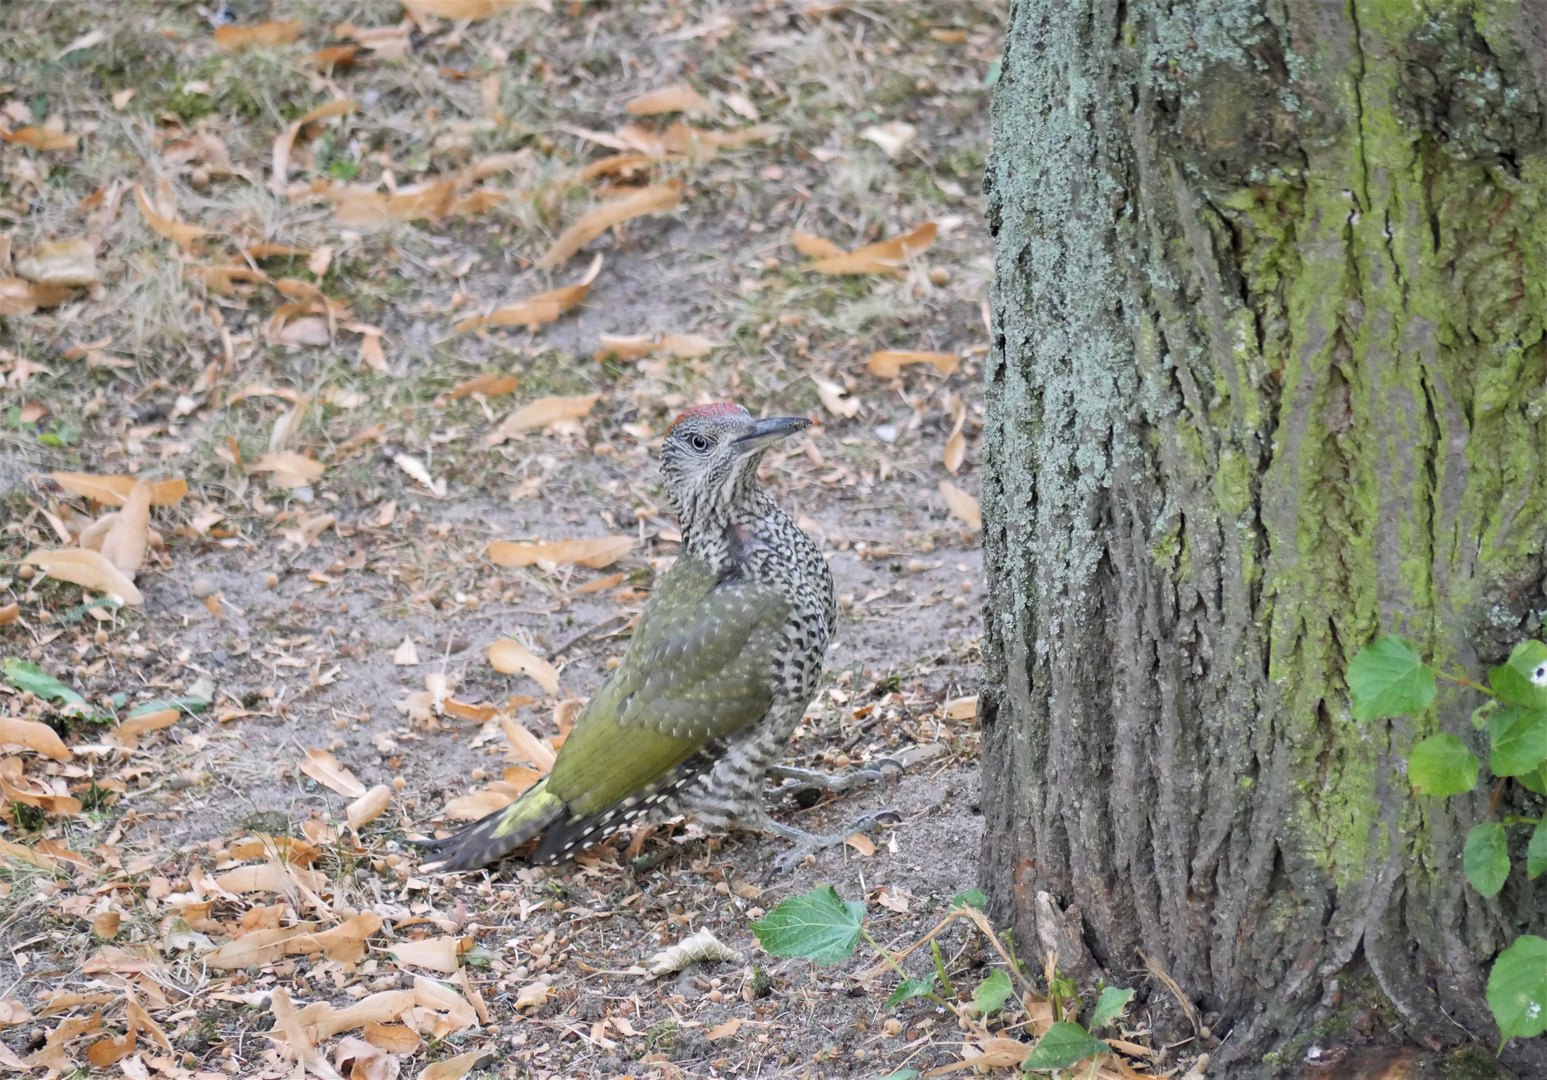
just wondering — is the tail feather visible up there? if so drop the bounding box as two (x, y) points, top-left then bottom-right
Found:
(420, 778), (565, 872)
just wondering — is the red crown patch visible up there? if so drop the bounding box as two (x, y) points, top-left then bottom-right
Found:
(666, 402), (748, 433)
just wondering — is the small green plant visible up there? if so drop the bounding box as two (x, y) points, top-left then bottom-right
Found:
(1348, 634), (1547, 1047)
(749, 886), (1127, 1072)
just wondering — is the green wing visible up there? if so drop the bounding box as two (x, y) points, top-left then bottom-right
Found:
(545, 554), (790, 818)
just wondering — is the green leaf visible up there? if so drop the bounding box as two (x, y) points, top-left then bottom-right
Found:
(1407, 733), (1479, 796)
(1489, 641), (1547, 711)
(1528, 824), (1547, 880)
(750, 886), (865, 966)
(3, 658), (86, 708)
(1520, 767), (1547, 797)
(128, 675), (216, 718)
(1021, 1022), (1109, 1071)
(1487, 935), (1547, 1044)
(886, 973), (937, 1007)
(1490, 707), (1547, 776)
(1464, 823), (1510, 897)
(969, 970), (1014, 1016)
(1089, 985), (1134, 1030)
(876, 1071), (921, 1080)
(951, 888), (987, 911)
(1348, 635), (1435, 721)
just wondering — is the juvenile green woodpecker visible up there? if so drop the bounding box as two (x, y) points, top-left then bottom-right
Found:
(420, 402), (889, 874)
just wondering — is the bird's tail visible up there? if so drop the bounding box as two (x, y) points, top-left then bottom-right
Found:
(416, 778), (565, 873)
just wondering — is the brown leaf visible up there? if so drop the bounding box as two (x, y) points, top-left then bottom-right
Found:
(626, 84), (711, 116)
(488, 641), (561, 696)
(51, 473), (187, 506)
(0, 277), (74, 315)
(297, 990), (416, 1038)
(792, 231), (844, 259)
(866, 350), (960, 378)
(93, 911), (120, 938)
(402, 0), (524, 17)
(393, 638), (421, 666)
(363, 1023), (420, 1054)
(389, 936), (461, 974)
(513, 982), (551, 1010)
(0, 717), (71, 760)
(442, 789), (515, 821)
(488, 535), (635, 569)
(269, 987), (317, 1066)
(98, 480), (151, 576)
(945, 695), (979, 720)
(247, 452), (325, 487)
(455, 254), (603, 335)
(0, 603), (15, 627)
(579, 152), (658, 182)
(420, 1050), (491, 1080)
(441, 373), (519, 402)
(535, 181), (682, 269)
(939, 480), (982, 531)
(335, 179), (458, 226)
(483, 392), (600, 447)
(22, 549), (143, 605)
(707, 1018), (743, 1040)
(307, 44), (360, 70)
(1, 126), (78, 151)
(844, 833), (876, 856)
(944, 398), (967, 475)
(15, 240), (98, 286)
(111, 709), (179, 750)
(500, 719), (558, 773)
(805, 222), (936, 275)
(333, 1036), (390, 1080)
(299, 748), (367, 798)
(132, 183), (207, 247)
(214, 20), (303, 50)
(348, 784), (392, 831)
(202, 924), (318, 969)
(276, 315), (331, 347)
(271, 99), (354, 192)
(813, 377), (859, 419)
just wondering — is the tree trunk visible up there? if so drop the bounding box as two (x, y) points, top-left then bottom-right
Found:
(979, 0), (1547, 1073)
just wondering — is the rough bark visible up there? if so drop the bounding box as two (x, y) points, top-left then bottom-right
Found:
(980, 0), (1547, 1073)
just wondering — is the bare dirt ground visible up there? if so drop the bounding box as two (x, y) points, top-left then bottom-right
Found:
(0, 2), (1131, 1078)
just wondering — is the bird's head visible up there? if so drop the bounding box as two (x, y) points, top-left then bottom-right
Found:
(660, 403), (810, 532)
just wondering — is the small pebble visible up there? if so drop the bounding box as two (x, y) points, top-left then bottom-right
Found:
(960, 580), (972, 592)
(953, 597), (967, 609)
(928, 267), (950, 285)
(265, 573), (279, 588)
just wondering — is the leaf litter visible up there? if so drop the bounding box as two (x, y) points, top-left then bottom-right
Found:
(0, 1), (1081, 1077)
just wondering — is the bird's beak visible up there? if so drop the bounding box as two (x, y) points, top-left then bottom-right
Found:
(734, 416), (811, 454)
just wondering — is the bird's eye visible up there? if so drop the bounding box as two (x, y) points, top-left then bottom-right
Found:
(689, 433), (710, 451)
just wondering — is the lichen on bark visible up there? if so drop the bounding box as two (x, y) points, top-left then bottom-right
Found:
(980, 0), (1547, 1071)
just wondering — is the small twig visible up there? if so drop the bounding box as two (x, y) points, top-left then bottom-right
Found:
(548, 613), (628, 660)
(1141, 950), (1201, 1035)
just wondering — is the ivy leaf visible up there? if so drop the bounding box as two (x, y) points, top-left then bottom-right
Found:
(1529, 824), (1547, 880)
(968, 970), (1014, 1016)
(951, 888), (987, 911)
(1489, 641), (1547, 711)
(1487, 935), (1547, 1044)
(1348, 635), (1435, 721)
(1089, 985), (1134, 1030)
(3, 658), (86, 708)
(1407, 733), (1479, 796)
(1021, 1021), (1110, 1071)
(886, 973), (937, 1008)
(1489, 707), (1547, 777)
(877, 1072), (921, 1080)
(1464, 823), (1510, 898)
(750, 886), (865, 966)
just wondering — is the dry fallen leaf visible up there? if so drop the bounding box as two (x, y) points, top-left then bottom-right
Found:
(484, 393), (600, 447)
(111, 709), (179, 750)
(489, 640), (561, 696)
(945, 695), (979, 720)
(454, 253), (603, 335)
(644, 928), (744, 977)
(792, 231), (843, 258)
(15, 240), (98, 286)
(271, 99), (354, 192)
(299, 748), (367, 798)
(395, 454), (446, 498)
(214, 20), (303, 50)
(867, 350), (960, 378)
(0, 717), (71, 760)
(0, 277), (73, 315)
(0, 602), (19, 626)
(488, 536), (635, 570)
(707, 1018), (744, 1040)
(389, 936), (461, 974)
(420, 1051), (491, 1080)
(860, 120), (917, 158)
(812, 377), (859, 419)
(844, 832), (877, 856)
(22, 549), (143, 605)
(93, 911), (120, 939)
(348, 784), (392, 831)
(363, 1023), (420, 1054)
(132, 183), (207, 247)
(939, 480), (982, 531)
(513, 983), (552, 1010)
(393, 638), (421, 667)
(98, 480), (151, 576)
(51, 473), (187, 507)
(804, 222), (936, 275)
(626, 84), (711, 116)
(401, 0), (522, 17)
(501, 719), (558, 772)
(247, 452), (325, 488)
(944, 397), (967, 475)
(440, 373), (518, 402)
(535, 181), (683, 269)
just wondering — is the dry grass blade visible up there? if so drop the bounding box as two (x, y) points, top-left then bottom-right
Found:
(488, 535), (635, 569)
(806, 222), (937, 275)
(1140, 950), (1202, 1034)
(455, 253), (603, 335)
(535, 181), (683, 269)
(22, 549), (143, 605)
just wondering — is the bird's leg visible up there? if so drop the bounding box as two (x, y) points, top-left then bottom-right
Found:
(765, 759), (903, 800)
(738, 804), (903, 880)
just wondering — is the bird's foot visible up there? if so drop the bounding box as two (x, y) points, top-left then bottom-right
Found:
(766, 760), (902, 801)
(745, 807), (905, 881)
